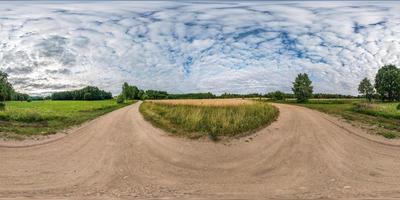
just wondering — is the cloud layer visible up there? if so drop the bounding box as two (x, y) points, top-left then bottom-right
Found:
(1, 1), (400, 95)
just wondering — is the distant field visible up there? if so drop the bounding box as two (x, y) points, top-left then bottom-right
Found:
(140, 99), (278, 140)
(148, 99), (254, 106)
(275, 99), (400, 139)
(0, 100), (135, 139)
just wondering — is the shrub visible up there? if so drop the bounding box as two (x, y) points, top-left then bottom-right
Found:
(397, 103), (400, 110)
(116, 95), (125, 104)
(271, 91), (285, 101)
(382, 132), (396, 139)
(0, 102), (5, 110)
(27, 98), (32, 102)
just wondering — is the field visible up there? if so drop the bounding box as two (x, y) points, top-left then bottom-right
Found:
(0, 100), (134, 139)
(276, 99), (400, 139)
(140, 99), (278, 140)
(147, 99), (253, 106)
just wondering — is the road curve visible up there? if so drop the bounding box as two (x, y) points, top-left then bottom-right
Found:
(1, 102), (400, 199)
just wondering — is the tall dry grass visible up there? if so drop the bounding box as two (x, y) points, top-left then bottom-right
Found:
(140, 100), (278, 139)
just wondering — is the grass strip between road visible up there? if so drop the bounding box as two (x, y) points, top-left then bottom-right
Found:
(139, 100), (279, 140)
(272, 99), (400, 139)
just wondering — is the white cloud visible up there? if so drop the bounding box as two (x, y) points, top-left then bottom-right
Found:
(0, 1), (399, 95)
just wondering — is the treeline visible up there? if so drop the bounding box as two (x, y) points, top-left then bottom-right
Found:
(51, 86), (112, 100)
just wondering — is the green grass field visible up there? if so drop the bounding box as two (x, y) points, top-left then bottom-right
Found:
(274, 99), (400, 139)
(139, 100), (279, 140)
(0, 100), (135, 139)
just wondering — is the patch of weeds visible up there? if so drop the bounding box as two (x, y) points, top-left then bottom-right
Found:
(382, 132), (396, 139)
(208, 132), (219, 141)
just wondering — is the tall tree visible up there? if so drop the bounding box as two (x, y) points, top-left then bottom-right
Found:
(292, 73), (313, 103)
(0, 71), (13, 103)
(122, 82), (131, 99)
(358, 77), (374, 102)
(374, 64), (400, 101)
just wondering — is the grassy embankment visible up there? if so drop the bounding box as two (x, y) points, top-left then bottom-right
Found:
(0, 100), (135, 139)
(274, 99), (400, 139)
(140, 99), (279, 140)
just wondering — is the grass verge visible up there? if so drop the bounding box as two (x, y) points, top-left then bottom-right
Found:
(139, 100), (278, 140)
(0, 100), (135, 139)
(271, 99), (400, 139)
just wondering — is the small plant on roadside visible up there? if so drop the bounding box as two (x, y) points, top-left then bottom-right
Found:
(382, 132), (396, 139)
(116, 95), (125, 104)
(208, 132), (218, 141)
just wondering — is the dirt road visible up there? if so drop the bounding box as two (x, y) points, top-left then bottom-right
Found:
(1, 102), (400, 199)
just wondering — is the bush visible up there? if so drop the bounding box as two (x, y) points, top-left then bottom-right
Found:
(271, 91), (285, 101)
(382, 132), (396, 139)
(27, 98), (32, 102)
(0, 102), (5, 111)
(397, 103), (400, 110)
(116, 95), (125, 104)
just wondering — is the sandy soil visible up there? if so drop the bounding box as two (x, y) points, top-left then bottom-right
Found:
(1, 102), (400, 200)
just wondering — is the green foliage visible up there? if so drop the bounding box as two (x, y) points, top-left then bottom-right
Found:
(26, 98), (32, 102)
(220, 93), (262, 99)
(51, 86), (112, 101)
(293, 99), (399, 139)
(0, 70), (13, 103)
(0, 100), (134, 137)
(358, 77), (375, 102)
(270, 91), (285, 101)
(353, 102), (400, 119)
(292, 73), (313, 103)
(397, 103), (400, 110)
(375, 64), (400, 101)
(122, 82), (137, 100)
(168, 92), (216, 99)
(140, 101), (279, 139)
(0, 102), (5, 111)
(145, 90), (169, 99)
(116, 95), (125, 104)
(382, 132), (396, 139)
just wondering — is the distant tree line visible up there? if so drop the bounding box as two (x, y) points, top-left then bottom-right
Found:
(358, 64), (400, 102)
(51, 86), (113, 100)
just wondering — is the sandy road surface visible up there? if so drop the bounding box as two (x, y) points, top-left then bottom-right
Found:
(1, 102), (400, 199)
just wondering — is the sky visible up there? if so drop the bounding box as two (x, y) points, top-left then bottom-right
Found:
(0, 1), (399, 96)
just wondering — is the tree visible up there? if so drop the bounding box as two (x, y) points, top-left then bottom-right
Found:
(51, 86), (112, 100)
(375, 64), (400, 101)
(271, 91), (285, 101)
(358, 78), (374, 102)
(0, 71), (13, 109)
(122, 82), (131, 99)
(292, 73), (313, 102)
(137, 89), (144, 100)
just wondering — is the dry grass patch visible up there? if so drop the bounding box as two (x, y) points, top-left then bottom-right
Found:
(140, 100), (278, 140)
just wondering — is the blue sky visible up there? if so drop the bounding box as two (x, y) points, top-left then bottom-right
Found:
(0, 1), (399, 95)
